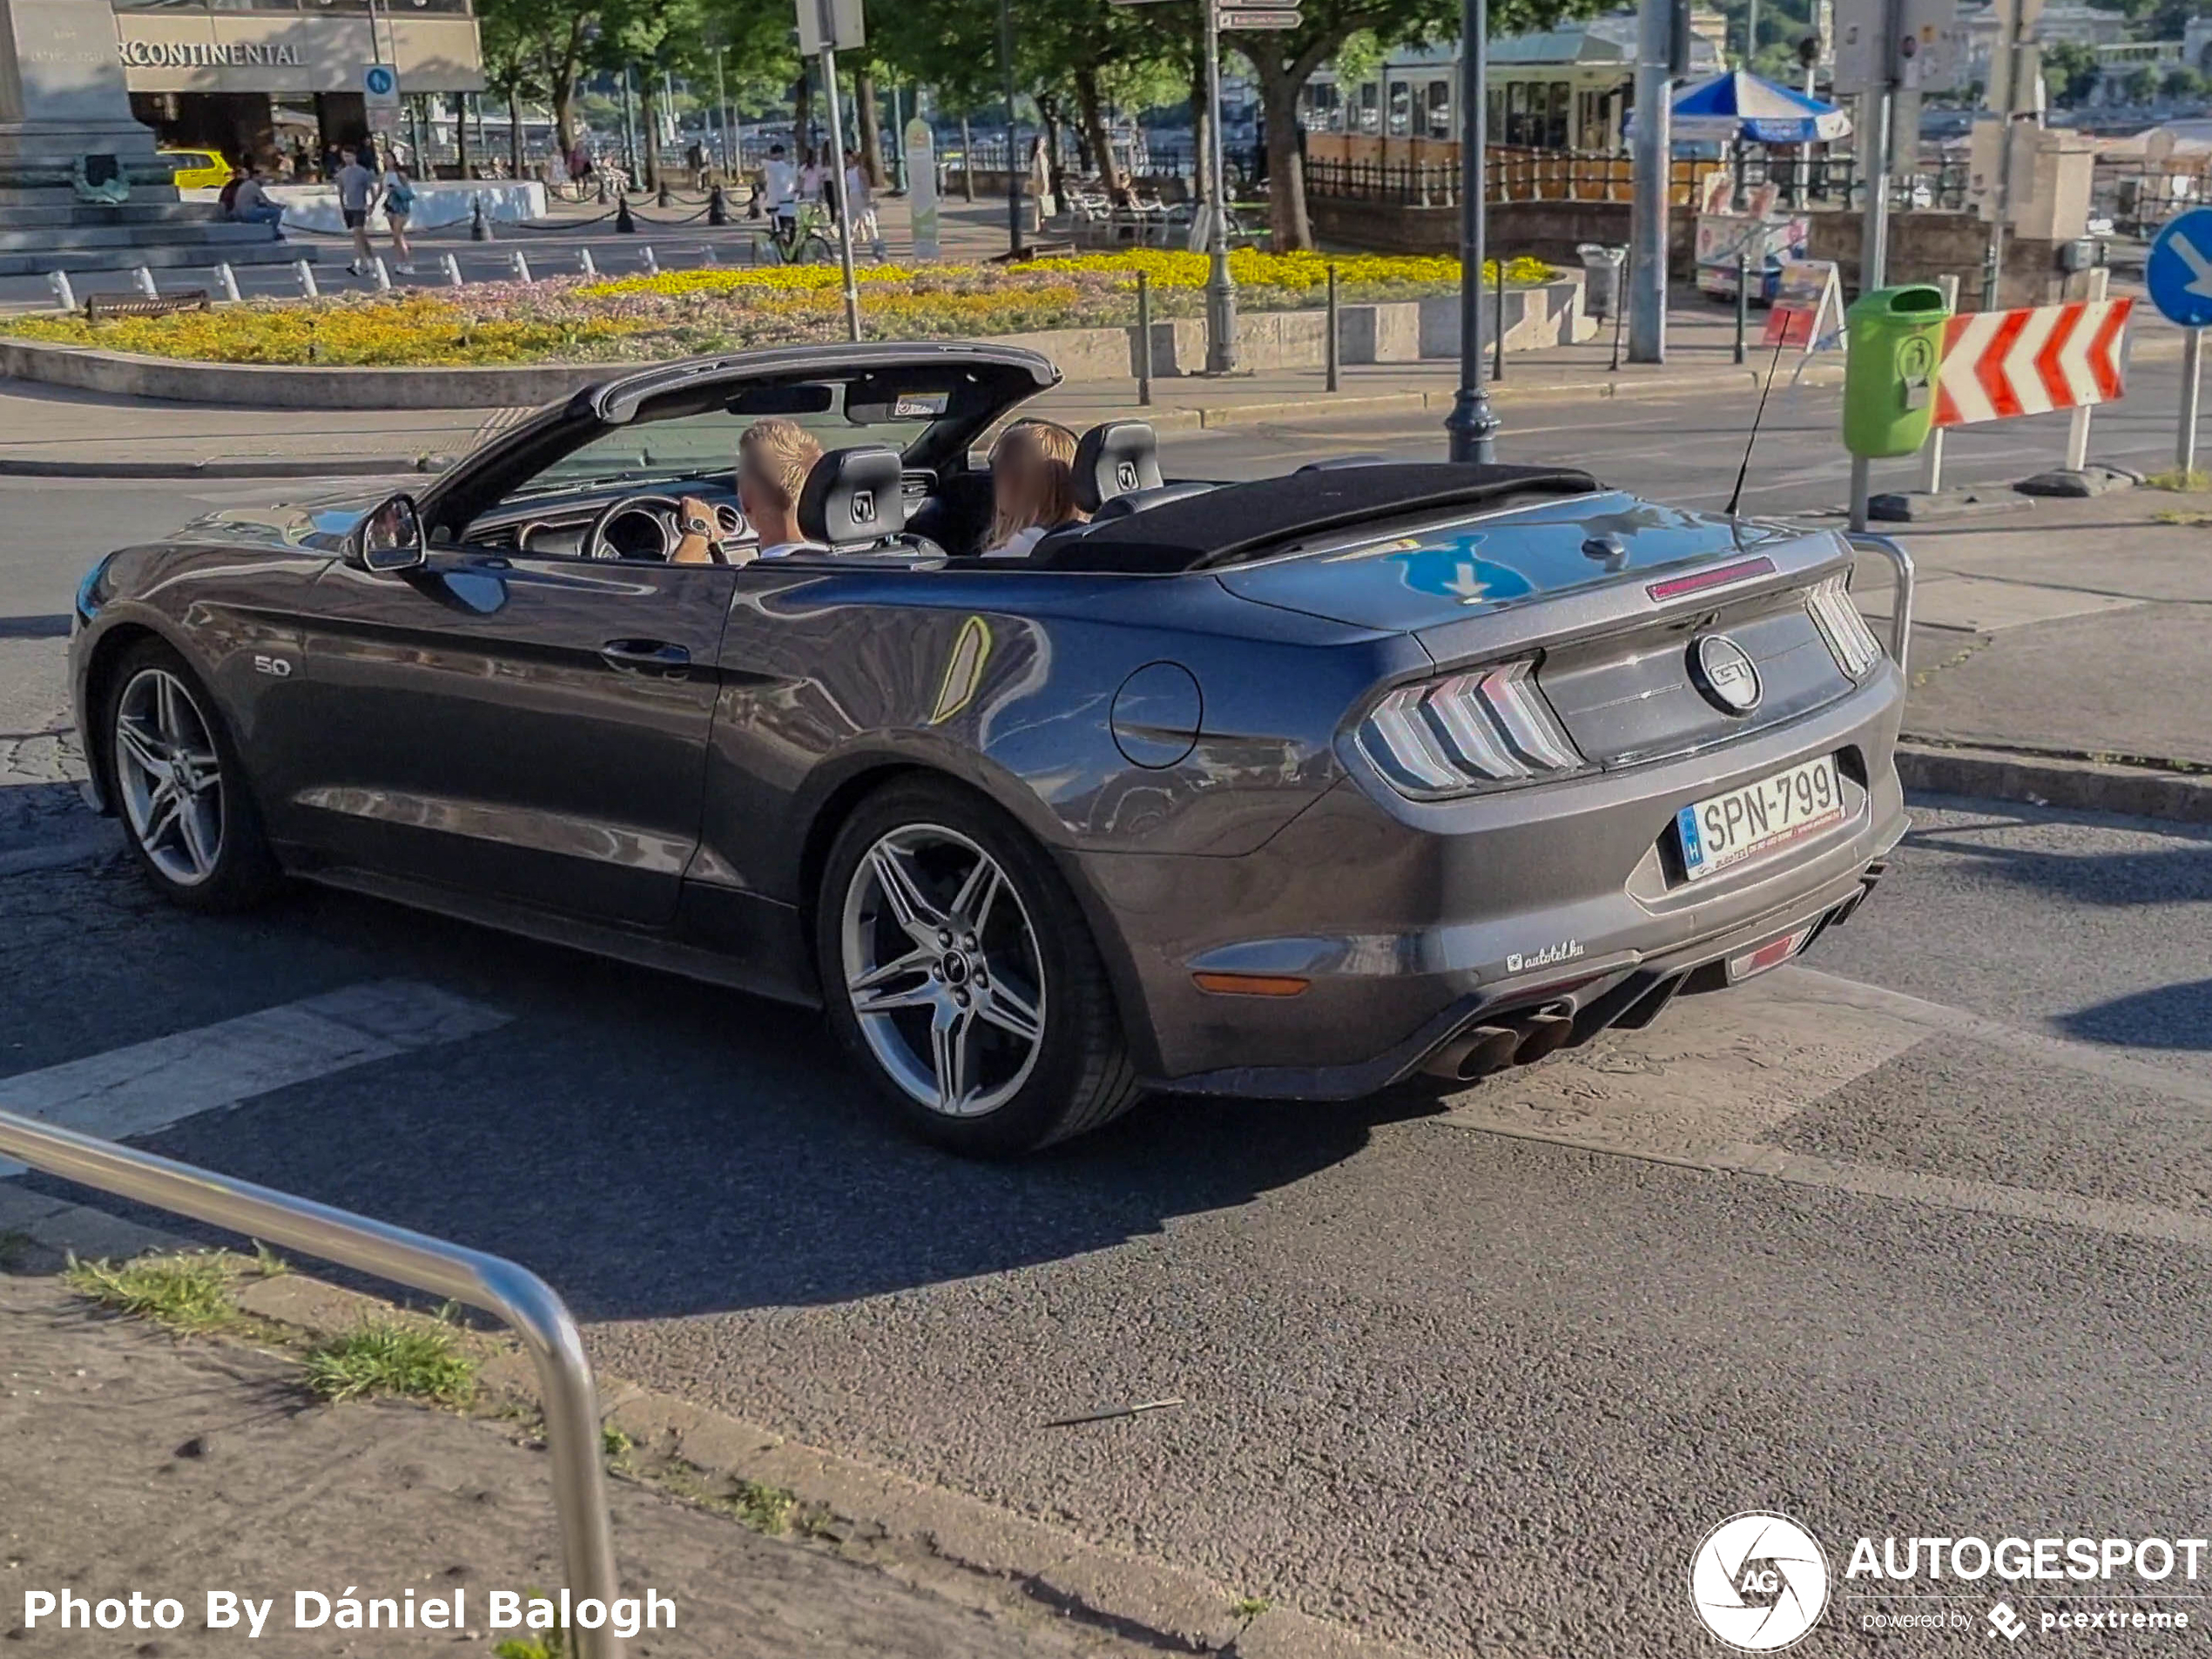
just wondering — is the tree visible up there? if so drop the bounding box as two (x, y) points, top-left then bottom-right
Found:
(2125, 64), (2161, 104)
(476, 1), (547, 177)
(593, 0), (711, 186)
(1232, 0), (1606, 252)
(474, 0), (593, 165)
(2042, 40), (2102, 105)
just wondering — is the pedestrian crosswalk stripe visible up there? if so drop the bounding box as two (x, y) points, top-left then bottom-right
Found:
(0, 981), (508, 1179)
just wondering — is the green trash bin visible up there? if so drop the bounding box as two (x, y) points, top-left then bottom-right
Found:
(1842, 283), (1952, 459)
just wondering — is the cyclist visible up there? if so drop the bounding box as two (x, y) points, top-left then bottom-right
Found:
(759, 143), (798, 253)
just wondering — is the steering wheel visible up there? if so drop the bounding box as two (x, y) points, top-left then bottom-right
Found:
(583, 493), (687, 563)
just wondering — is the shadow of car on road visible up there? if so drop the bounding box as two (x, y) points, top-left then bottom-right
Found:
(17, 876), (1441, 1320)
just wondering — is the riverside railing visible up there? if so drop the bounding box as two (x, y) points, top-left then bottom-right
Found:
(0, 1109), (624, 1659)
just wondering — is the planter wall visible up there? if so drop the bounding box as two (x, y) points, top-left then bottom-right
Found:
(0, 277), (1590, 408)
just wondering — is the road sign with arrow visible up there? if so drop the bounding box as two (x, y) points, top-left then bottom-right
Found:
(2148, 207), (2212, 330)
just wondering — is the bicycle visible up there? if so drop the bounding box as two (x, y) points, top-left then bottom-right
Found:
(766, 200), (837, 266)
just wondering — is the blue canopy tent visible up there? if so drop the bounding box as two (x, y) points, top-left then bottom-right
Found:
(1646, 71), (1852, 145)
(1626, 72), (1851, 306)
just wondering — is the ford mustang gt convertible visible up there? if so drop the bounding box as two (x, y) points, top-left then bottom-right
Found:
(70, 341), (1915, 1155)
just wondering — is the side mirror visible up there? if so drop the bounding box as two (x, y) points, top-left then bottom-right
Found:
(347, 493), (428, 573)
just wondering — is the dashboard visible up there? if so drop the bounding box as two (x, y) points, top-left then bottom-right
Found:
(459, 467), (974, 563)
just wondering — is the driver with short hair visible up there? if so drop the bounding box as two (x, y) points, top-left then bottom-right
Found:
(674, 418), (824, 564)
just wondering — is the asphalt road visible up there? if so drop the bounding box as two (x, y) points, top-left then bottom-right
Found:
(1163, 342), (2203, 516)
(5, 408), (2212, 1657)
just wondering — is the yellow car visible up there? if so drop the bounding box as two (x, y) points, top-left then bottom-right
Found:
(159, 148), (234, 190)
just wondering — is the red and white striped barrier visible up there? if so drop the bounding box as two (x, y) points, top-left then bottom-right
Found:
(1933, 297), (2133, 428)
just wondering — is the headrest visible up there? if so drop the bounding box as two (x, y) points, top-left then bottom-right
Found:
(1072, 421), (1163, 513)
(797, 445), (906, 550)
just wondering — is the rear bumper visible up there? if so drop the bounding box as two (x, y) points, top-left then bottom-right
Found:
(1071, 665), (1907, 1097)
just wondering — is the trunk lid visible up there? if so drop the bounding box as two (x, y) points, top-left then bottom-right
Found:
(1212, 491), (1764, 634)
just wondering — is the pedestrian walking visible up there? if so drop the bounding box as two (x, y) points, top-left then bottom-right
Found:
(335, 143), (378, 276)
(844, 148), (886, 260)
(379, 156), (416, 273)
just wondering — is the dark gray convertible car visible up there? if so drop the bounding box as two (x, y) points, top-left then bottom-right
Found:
(70, 341), (1914, 1155)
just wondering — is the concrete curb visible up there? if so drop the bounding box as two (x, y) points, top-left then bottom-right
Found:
(0, 452), (450, 479)
(0, 1207), (1423, 1659)
(1898, 739), (2212, 825)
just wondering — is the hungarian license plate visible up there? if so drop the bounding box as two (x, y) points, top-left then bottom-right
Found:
(1676, 755), (1844, 881)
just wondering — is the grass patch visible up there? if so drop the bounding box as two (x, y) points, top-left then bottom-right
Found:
(2143, 468), (2211, 492)
(64, 1249), (240, 1332)
(300, 1319), (477, 1406)
(1231, 1595), (1273, 1622)
(2152, 508), (2212, 525)
(602, 1425), (633, 1460)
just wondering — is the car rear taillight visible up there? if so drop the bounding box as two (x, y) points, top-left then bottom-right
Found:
(1806, 577), (1884, 678)
(1356, 660), (1583, 799)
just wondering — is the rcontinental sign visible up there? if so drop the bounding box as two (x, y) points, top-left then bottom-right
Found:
(119, 39), (306, 67)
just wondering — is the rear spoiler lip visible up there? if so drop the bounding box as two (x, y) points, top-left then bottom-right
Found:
(1407, 527), (1858, 672)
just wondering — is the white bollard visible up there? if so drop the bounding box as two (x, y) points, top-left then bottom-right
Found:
(214, 263), (241, 303)
(441, 253), (463, 288)
(46, 270), (76, 312)
(509, 249), (534, 283)
(371, 256), (393, 292)
(2066, 266), (2109, 475)
(699, 244), (718, 266)
(641, 245), (658, 273)
(293, 260), (319, 299)
(131, 266), (158, 298)
(577, 247), (597, 277)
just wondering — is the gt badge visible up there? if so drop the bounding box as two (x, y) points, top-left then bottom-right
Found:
(1689, 634), (1762, 715)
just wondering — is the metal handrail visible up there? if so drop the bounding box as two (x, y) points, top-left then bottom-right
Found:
(0, 1110), (623, 1659)
(1844, 529), (1916, 681)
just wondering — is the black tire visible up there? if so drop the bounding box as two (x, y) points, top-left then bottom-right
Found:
(815, 778), (1143, 1157)
(101, 637), (279, 913)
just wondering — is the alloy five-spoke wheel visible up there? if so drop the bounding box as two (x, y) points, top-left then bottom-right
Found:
(840, 824), (1047, 1117)
(113, 665), (226, 887)
(817, 779), (1143, 1156)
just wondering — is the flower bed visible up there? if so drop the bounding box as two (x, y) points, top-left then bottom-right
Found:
(2, 250), (1557, 369)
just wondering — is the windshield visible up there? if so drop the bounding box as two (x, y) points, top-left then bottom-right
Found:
(513, 398), (934, 502)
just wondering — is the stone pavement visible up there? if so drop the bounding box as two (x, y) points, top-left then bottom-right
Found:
(0, 1268), (1271, 1659)
(1848, 485), (2212, 820)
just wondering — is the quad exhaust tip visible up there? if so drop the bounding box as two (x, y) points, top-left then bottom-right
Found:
(1422, 1003), (1576, 1082)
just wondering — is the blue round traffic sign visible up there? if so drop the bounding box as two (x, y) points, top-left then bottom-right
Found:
(363, 64), (396, 97)
(2147, 207), (2212, 328)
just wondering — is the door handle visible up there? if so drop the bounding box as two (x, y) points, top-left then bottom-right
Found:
(599, 638), (691, 675)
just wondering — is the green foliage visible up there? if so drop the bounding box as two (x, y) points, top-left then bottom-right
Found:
(300, 1319), (478, 1406)
(2043, 40), (2102, 105)
(64, 1250), (240, 1333)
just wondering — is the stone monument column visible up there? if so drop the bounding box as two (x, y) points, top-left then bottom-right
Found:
(0, 0), (167, 192)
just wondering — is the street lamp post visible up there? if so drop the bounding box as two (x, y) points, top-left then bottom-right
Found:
(999, 0), (1024, 255)
(711, 46), (730, 173)
(1444, 0), (1497, 461)
(1202, 0), (1238, 373)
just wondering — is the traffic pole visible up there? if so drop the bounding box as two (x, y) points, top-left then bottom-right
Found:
(1734, 249), (1749, 365)
(818, 30), (864, 342)
(1444, 0), (1498, 460)
(1325, 264), (1339, 393)
(1201, 0), (1238, 374)
(2065, 266), (2107, 473)
(2181, 326), (2205, 475)
(1136, 270), (1154, 406)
